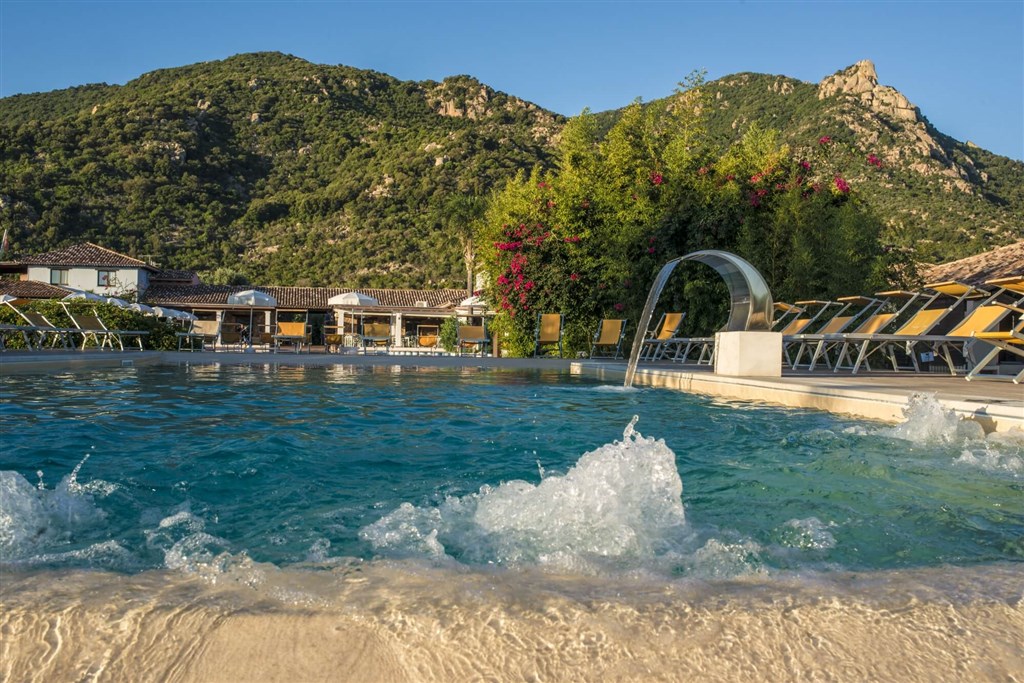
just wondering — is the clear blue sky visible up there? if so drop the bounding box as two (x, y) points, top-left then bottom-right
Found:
(1, 1), (1021, 160)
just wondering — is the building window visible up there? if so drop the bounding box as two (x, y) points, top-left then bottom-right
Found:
(97, 270), (115, 287)
(50, 269), (69, 285)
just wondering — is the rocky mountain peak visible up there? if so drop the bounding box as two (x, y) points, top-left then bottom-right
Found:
(818, 60), (918, 123)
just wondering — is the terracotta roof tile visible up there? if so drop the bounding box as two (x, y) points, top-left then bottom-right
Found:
(920, 240), (1024, 286)
(20, 243), (156, 270)
(0, 280), (73, 299)
(144, 284), (469, 311)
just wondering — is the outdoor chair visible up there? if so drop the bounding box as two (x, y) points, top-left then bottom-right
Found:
(274, 321), (311, 353)
(176, 319), (220, 351)
(360, 322), (391, 354)
(964, 301), (1024, 383)
(639, 312), (686, 361)
(67, 310), (147, 350)
(832, 281), (989, 374)
(0, 324), (35, 351)
(534, 313), (564, 357)
(457, 324), (489, 356)
(790, 289), (924, 372)
(786, 295), (880, 369)
(417, 325), (439, 349)
(590, 319), (628, 359)
(13, 308), (75, 350)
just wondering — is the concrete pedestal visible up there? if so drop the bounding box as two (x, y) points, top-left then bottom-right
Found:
(714, 331), (782, 377)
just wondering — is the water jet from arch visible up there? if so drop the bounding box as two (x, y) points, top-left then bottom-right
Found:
(622, 250), (774, 387)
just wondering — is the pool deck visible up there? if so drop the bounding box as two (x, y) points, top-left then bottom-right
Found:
(2, 350), (1021, 432)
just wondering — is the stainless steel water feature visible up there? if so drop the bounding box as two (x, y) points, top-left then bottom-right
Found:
(622, 250), (774, 387)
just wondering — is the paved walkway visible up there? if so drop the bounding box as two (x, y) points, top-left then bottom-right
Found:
(2, 350), (1021, 432)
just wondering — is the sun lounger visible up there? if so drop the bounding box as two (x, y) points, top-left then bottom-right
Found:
(965, 301), (1024, 383)
(832, 277), (1023, 375)
(534, 313), (564, 357)
(834, 281), (991, 373)
(274, 321), (311, 353)
(590, 319), (628, 359)
(638, 312), (685, 361)
(67, 310), (147, 350)
(10, 308), (75, 350)
(785, 296), (882, 369)
(457, 324), (489, 356)
(0, 324), (36, 350)
(176, 319), (220, 351)
(790, 290), (922, 372)
(417, 325), (439, 349)
(358, 322), (390, 354)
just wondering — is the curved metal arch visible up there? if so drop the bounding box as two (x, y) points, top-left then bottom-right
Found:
(679, 250), (774, 332)
(622, 250), (774, 387)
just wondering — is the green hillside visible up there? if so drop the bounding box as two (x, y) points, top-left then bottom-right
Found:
(0, 55), (1019, 287)
(0, 52), (561, 287)
(620, 64), (1024, 263)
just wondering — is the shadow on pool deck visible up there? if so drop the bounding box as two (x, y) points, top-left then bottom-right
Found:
(2, 349), (1021, 432)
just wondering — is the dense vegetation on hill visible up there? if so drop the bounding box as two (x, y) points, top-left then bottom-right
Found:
(0, 52), (559, 287)
(0, 54), (1020, 290)
(613, 67), (1024, 263)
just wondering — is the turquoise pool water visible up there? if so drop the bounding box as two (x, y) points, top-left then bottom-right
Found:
(2, 363), (1021, 578)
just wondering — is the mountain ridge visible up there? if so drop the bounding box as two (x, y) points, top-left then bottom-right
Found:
(0, 52), (1020, 288)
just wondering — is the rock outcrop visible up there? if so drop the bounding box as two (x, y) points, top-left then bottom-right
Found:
(818, 60), (918, 123)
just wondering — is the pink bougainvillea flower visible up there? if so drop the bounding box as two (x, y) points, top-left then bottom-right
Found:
(749, 193), (761, 208)
(818, 136), (831, 145)
(647, 247), (656, 254)
(613, 303), (625, 312)
(546, 200), (555, 208)
(650, 171), (664, 185)
(725, 174), (735, 182)
(799, 160), (811, 170)
(537, 182), (548, 189)
(698, 166), (709, 176)
(569, 272), (579, 281)
(834, 176), (851, 193)
(867, 153), (883, 168)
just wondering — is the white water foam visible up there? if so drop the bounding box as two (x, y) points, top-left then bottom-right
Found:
(0, 456), (111, 561)
(870, 392), (1021, 475)
(880, 392), (985, 444)
(360, 416), (687, 574)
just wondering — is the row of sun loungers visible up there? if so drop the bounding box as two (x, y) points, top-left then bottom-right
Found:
(0, 303), (148, 351)
(623, 274), (1023, 381)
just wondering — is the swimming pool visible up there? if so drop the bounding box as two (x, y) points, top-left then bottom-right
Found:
(2, 363), (1022, 681)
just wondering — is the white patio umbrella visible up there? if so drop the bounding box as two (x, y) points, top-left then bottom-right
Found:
(327, 291), (380, 307)
(129, 302), (156, 315)
(226, 289), (278, 343)
(327, 292), (380, 338)
(62, 289), (105, 302)
(105, 297), (131, 309)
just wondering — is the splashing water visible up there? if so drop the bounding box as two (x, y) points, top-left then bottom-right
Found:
(0, 456), (110, 559)
(360, 416), (687, 573)
(880, 392), (985, 444)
